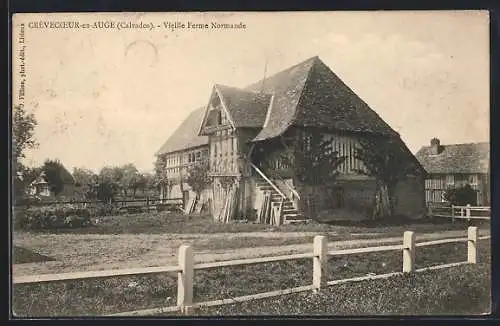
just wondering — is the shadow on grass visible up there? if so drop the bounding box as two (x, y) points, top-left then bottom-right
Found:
(13, 246), (56, 264)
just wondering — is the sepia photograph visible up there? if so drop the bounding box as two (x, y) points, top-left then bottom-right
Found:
(11, 11), (491, 317)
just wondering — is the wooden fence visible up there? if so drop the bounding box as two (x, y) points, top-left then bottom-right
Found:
(14, 197), (184, 211)
(428, 204), (491, 222)
(13, 227), (489, 316)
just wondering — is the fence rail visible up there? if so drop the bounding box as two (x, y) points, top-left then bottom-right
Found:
(12, 227), (490, 316)
(14, 198), (184, 212)
(428, 204), (490, 221)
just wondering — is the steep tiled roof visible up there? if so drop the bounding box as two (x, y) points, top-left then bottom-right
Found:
(155, 107), (208, 156)
(293, 58), (398, 137)
(215, 84), (272, 128)
(157, 56), (401, 155)
(415, 142), (490, 174)
(244, 57), (316, 140)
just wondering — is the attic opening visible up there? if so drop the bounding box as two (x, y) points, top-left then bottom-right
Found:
(205, 93), (224, 127)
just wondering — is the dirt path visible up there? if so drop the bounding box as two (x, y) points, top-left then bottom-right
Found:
(12, 229), (489, 276)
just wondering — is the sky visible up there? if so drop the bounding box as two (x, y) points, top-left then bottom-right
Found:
(12, 11), (489, 173)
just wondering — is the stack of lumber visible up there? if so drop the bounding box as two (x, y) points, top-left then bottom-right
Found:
(217, 183), (239, 223)
(257, 191), (273, 224)
(194, 193), (205, 214)
(184, 196), (196, 215)
(271, 201), (283, 226)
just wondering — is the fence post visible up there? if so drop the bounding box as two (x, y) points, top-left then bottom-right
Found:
(466, 204), (471, 222)
(403, 231), (415, 273)
(177, 245), (193, 314)
(451, 205), (455, 223)
(313, 235), (327, 292)
(468, 226), (478, 264)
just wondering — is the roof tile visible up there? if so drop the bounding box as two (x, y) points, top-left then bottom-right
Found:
(415, 142), (489, 174)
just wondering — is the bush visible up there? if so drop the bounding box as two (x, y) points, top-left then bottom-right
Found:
(444, 184), (478, 206)
(16, 205), (92, 230)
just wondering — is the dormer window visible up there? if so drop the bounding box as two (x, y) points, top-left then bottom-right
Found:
(206, 108), (222, 127)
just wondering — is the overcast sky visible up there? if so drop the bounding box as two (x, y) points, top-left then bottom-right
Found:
(13, 11), (489, 173)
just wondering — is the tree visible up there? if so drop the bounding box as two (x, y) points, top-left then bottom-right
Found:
(14, 165), (42, 198)
(42, 159), (66, 196)
(73, 167), (98, 200)
(354, 136), (422, 219)
(12, 105), (38, 197)
(286, 130), (347, 218)
(294, 131), (346, 186)
(444, 184), (477, 206)
(153, 156), (171, 199)
(98, 166), (122, 202)
(185, 161), (211, 201)
(134, 173), (148, 196)
(120, 163), (139, 197)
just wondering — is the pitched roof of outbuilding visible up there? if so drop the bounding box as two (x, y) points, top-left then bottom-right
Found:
(155, 107), (209, 156)
(215, 84), (272, 128)
(415, 142), (490, 174)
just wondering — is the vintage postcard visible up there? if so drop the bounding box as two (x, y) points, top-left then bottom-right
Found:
(11, 11), (490, 317)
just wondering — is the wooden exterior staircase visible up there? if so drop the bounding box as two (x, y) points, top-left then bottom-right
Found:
(251, 164), (310, 224)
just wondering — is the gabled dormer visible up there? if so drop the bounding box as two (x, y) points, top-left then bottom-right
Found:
(199, 85), (235, 136)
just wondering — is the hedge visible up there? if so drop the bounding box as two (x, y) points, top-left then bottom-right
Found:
(14, 205), (92, 230)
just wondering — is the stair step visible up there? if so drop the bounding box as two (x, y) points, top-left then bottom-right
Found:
(283, 219), (310, 225)
(283, 214), (305, 219)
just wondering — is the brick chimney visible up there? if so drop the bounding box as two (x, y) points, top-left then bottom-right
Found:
(430, 138), (441, 155)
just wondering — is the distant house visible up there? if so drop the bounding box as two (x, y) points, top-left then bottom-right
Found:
(28, 172), (51, 197)
(28, 165), (76, 198)
(156, 56), (427, 222)
(415, 138), (490, 206)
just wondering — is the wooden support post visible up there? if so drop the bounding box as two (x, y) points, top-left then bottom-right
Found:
(468, 226), (478, 264)
(312, 235), (327, 292)
(177, 245), (193, 314)
(466, 204), (471, 222)
(402, 231), (415, 273)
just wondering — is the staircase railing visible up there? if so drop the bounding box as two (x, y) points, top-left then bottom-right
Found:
(250, 163), (286, 200)
(282, 178), (300, 202)
(263, 168), (301, 204)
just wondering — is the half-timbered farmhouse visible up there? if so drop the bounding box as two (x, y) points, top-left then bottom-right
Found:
(155, 107), (209, 208)
(415, 139), (490, 206)
(156, 56), (427, 223)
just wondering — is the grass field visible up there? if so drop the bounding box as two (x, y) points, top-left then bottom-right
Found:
(12, 239), (491, 317)
(18, 211), (485, 235)
(12, 212), (490, 276)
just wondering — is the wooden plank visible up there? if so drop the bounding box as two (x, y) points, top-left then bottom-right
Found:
(415, 261), (468, 272)
(326, 271), (401, 286)
(328, 244), (402, 256)
(415, 237), (466, 247)
(189, 285), (315, 309)
(13, 265), (182, 284)
(193, 252), (314, 270)
(106, 305), (179, 316)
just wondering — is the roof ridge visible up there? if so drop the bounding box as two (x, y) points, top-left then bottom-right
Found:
(420, 141), (490, 149)
(243, 55), (319, 91)
(287, 56), (318, 129)
(215, 83), (273, 96)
